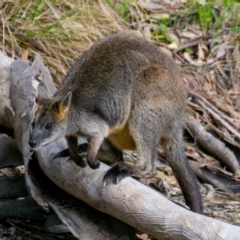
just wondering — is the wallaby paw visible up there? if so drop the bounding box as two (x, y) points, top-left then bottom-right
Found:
(88, 159), (100, 169)
(102, 162), (132, 187)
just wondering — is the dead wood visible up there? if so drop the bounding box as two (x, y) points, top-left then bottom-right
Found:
(190, 161), (240, 194)
(0, 174), (28, 199)
(186, 120), (239, 173)
(189, 90), (240, 141)
(0, 196), (44, 220)
(0, 134), (23, 168)
(35, 139), (240, 240)
(0, 52), (13, 129)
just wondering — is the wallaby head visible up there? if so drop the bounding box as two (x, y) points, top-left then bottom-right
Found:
(29, 92), (72, 149)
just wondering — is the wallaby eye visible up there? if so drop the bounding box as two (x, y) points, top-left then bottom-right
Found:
(45, 123), (52, 130)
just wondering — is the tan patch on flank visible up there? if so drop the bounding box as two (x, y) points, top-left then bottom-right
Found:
(108, 121), (136, 150)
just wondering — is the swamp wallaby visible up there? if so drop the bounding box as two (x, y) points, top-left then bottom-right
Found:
(29, 33), (203, 214)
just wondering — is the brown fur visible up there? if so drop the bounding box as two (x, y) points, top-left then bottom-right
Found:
(29, 33), (203, 214)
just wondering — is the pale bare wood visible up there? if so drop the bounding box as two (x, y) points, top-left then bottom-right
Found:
(35, 139), (240, 240)
(0, 52), (13, 128)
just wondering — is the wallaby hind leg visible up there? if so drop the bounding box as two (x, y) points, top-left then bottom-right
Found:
(161, 132), (203, 214)
(103, 114), (159, 185)
(66, 135), (87, 168)
(129, 113), (159, 175)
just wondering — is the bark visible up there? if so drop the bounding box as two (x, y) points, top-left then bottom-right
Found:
(186, 120), (239, 173)
(0, 174), (28, 199)
(0, 134), (23, 168)
(0, 196), (44, 220)
(0, 52), (13, 129)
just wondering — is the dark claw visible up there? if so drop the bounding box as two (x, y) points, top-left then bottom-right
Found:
(73, 157), (87, 168)
(52, 149), (69, 161)
(102, 162), (132, 187)
(52, 143), (88, 168)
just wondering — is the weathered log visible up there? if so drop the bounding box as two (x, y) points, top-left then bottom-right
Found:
(0, 174), (28, 199)
(0, 52), (13, 129)
(0, 134), (23, 168)
(186, 120), (239, 173)
(36, 139), (240, 240)
(0, 196), (44, 220)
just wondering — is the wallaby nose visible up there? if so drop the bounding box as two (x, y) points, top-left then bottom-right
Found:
(28, 140), (37, 148)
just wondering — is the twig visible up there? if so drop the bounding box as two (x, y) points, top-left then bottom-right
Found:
(187, 120), (239, 173)
(189, 91), (240, 139)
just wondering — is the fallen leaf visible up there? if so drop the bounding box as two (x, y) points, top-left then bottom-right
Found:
(136, 233), (151, 240)
(151, 13), (170, 19)
(198, 44), (205, 60)
(138, 0), (164, 10)
(21, 49), (29, 60)
(183, 52), (202, 66)
(168, 42), (178, 49)
(216, 45), (234, 59)
(198, 0), (206, 5)
(182, 31), (199, 39)
(165, 29), (179, 43)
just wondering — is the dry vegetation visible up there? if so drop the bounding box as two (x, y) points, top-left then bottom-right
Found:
(1, 0), (240, 239)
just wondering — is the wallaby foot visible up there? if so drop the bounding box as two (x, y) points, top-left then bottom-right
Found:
(103, 162), (138, 187)
(135, 161), (154, 177)
(102, 162), (155, 187)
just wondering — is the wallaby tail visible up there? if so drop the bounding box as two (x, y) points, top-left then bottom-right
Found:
(163, 136), (203, 214)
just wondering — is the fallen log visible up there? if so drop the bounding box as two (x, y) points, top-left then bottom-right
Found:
(35, 139), (240, 240)
(0, 174), (28, 199)
(0, 196), (44, 220)
(2, 52), (240, 239)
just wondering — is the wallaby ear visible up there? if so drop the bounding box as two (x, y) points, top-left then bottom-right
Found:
(55, 92), (72, 120)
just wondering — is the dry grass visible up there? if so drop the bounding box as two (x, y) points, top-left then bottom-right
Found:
(0, 0), (126, 84)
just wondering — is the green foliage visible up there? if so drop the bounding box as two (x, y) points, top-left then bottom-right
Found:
(108, 0), (240, 40)
(173, 0), (240, 35)
(107, 0), (131, 21)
